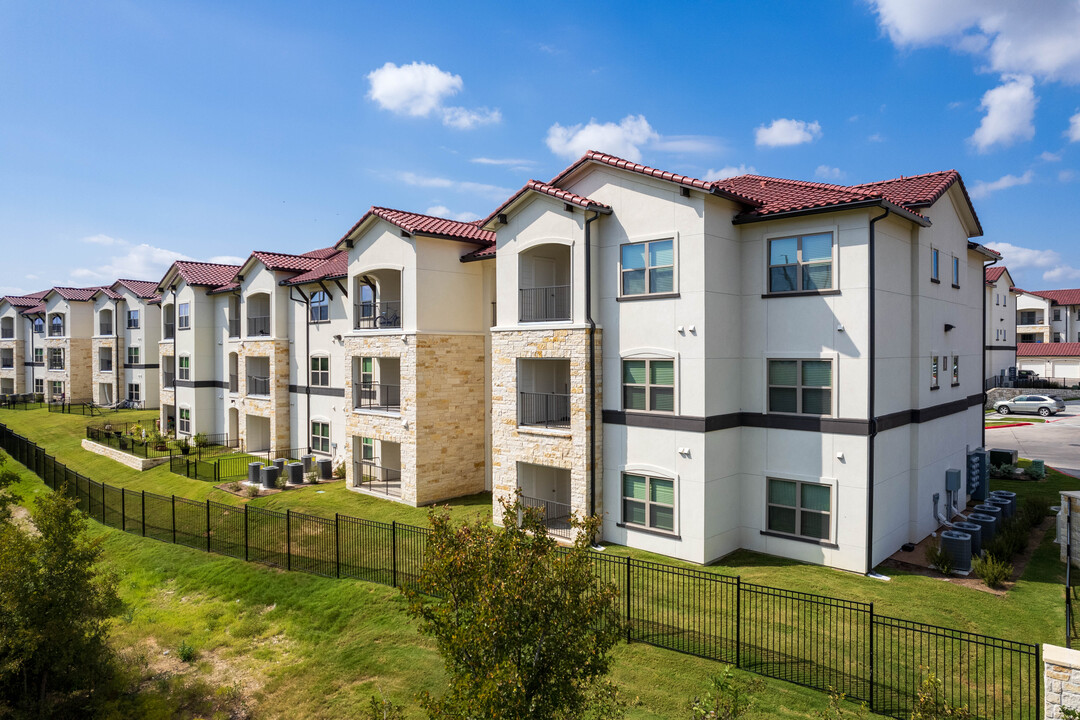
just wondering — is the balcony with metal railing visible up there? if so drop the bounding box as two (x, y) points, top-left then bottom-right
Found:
(352, 461), (402, 498)
(162, 371), (175, 389)
(518, 391), (571, 428)
(0, 356), (13, 370)
(353, 300), (402, 330)
(228, 317), (240, 338)
(519, 285), (571, 322)
(247, 374), (271, 396)
(247, 316), (270, 337)
(99, 358), (113, 372)
(519, 495), (574, 539)
(99, 323), (112, 336)
(353, 382), (400, 412)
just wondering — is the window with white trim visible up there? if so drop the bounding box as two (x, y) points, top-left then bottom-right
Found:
(309, 291), (329, 323)
(33, 348), (42, 364)
(34, 378), (43, 394)
(768, 359), (832, 415)
(361, 436), (375, 461)
(50, 380), (63, 398)
(931, 248), (940, 282)
(178, 302), (190, 330)
(32, 318), (43, 334)
(622, 359), (674, 412)
(1055, 309), (1062, 321)
(621, 239), (674, 296)
(127, 383), (140, 402)
(622, 472), (675, 533)
(179, 407), (190, 434)
(48, 347), (64, 370)
(311, 421), (330, 454)
(127, 346), (140, 365)
(310, 356), (329, 387)
(768, 233), (833, 293)
(767, 478), (831, 541)
(127, 309), (140, 329)
(931, 355), (940, 389)
(178, 355), (190, 381)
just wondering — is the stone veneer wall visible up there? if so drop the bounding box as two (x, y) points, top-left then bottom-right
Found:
(490, 328), (602, 530)
(238, 339), (291, 451)
(0, 340), (24, 393)
(80, 439), (172, 471)
(91, 338), (122, 405)
(43, 338), (92, 400)
(343, 334), (417, 502)
(413, 334), (487, 505)
(1044, 644), (1080, 718)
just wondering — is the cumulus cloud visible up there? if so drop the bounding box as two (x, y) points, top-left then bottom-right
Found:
(471, 157), (535, 167)
(754, 119), (822, 148)
(815, 165), (845, 180)
(71, 243), (194, 284)
(983, 240), (1080, 283)
(366, 61), (499, 130)
(546, 115), (659, 162)
(81, 234), (122, 246)
(426, 205), (481, 222)
(397, 171), (513, 201)
(705, 164), (757, 181)
(1040, 151), (1062, 162)
(968, 170), (1034, 198)
(1067, 112), (1080, 142)
(969, 74), (1037, 152)
(867, 0), (1080, 83)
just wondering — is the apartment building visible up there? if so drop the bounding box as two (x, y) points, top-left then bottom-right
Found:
(0, 291), (49, 396)
(90, 279), (162, 407)
(472, 151), (992, 572)
(29, 287), (107, 402)
(1016, 288), (1080, 344)
(984, 266), (1017, 382)
(1015, 342), (1080, 382)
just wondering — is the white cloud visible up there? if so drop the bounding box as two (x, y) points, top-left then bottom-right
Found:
(471, 157), (535, 167)
(545, 114), (659, 161)
(705, 164), (757, 181)
(426, 205), (481, 222)
(754, 119), (822, 148)
(1040, 151), (1062, 162)
(968, 170), (1034, 198)
(1060, 169), (1077, 182)
(207, 255), (246, 265)
(397, 171), (513, 201)
(815, 165), (845, 180)
(366, 61), (499, 130)
(650, 135), (722, 153)
(1067, 112), (1080, 142)
(969, 74), (1037, 152)
(983, 240), (1080, 283)
(81, 234), (122, 246)
(71, 243), (194, 284)
(867, 0), (1080, 83)
(0, 285), (26, 296)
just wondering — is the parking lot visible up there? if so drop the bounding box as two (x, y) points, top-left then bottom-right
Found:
(985, 399), (1080, 477)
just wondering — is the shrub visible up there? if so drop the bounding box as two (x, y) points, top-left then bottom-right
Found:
(177, 640), (196, 663)
(245, 484), (260, 498)
(305, 470), (319, 485)
(223, 482), (240, 493)
(925, 545), (954, 576)
(333, 462), (346, 479)
(193, 432), (209, 448)
(1019, 498), (1049, 529)
(984, 523), (1027, 560)
(688, 665), (763, 719)
(365, 693), (407, 720)
(972, 554), (1012, 589)
(1027, 462), (1046, 481)
(274, 474), (287, 490)
(910, 672), (971, 718)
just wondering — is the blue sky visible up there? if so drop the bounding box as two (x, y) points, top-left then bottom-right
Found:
(2, 0), (1079, 294)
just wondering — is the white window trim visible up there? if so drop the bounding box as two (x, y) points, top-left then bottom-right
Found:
(619, 348), (679, 415)
(619, 463), (680, 537)
(760, 472), (838, 545)
(616, 231), (679, 298)
(178, 405), (192, 435)
(930, 246), (940, 282)
(310, 418), (332, 455)
(762, 225), (839, 295)
(930, 354), (940, 389)
(178, 354), (191, 381)
(178, 302), (191, 330)
(760, 351), (839, 417)
(310, 354), (330, 387)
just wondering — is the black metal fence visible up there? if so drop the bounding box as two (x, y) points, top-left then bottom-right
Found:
(169, 446), (312, 483)
(0, 422), (1042, 719)
(0, 396), (47, 410)
(86, 423), (240, 462)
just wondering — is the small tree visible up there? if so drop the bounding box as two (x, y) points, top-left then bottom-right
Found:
(405, 495), (624, 720)
(910, 672), (971, 719)
(0, 486), (123, 715)
(0, 450), (19, 524)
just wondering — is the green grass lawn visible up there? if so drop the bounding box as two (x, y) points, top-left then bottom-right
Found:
(2, 406), (1075, 650)
(5, 463), (882, 719)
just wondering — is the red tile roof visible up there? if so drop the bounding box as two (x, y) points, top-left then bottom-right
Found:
(114, 279), (162, 299)
(1017, 342), (1080, 357)
(1027, 289), (1080, 306)
(170, 261), (241, 288)
(249, 251), (326, 273)
(20, 303), (45, 315)
(300, 247), (340, 260)
(722, 175), (899, 220)
(50, 286), (108, 302)
(93, 287), (123, 300)
(282, 250), (348, 286)
(480, 179), (611, 229)
(2, 293), (49, 308)
(850, 171), (960, 207)
(338, 207), (495, 247)
(985, 267), (1007, 284)
(460, 243), (496, 263)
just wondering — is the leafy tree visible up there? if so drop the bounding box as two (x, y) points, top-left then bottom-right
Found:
(0, 486), (122, 717)
(405, 495), (624, 720)
(688, 665), (763, 719)
(0, 450), (20, 524)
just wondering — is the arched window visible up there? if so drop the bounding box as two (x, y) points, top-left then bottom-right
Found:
(32, 317), (44, 334)
(309, 291), (329, 323)
(49, 315), (64, 337)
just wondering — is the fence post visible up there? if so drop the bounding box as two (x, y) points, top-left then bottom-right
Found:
(141, 491), (146, 537)
(735, 576), (741, 669)
(868, 602), (875, 713)
(625, 555), (632, 644)
(171, 495), (176, 544)
(286, 510), (292, 571)
(392, 521), (398, 588)
(121, 490), (126, 532)
(99, 483), (105, 524)
(205, 500), (211, 552)
(244, 505), (249, 562)
(335, 513), (340, 579)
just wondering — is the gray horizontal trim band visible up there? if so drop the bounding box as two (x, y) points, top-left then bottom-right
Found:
(123, 363), (160, 369)
(24, 362), (43, 367)
(172, 380), (228, 389)
(984, 345), (1017, 351)
(288, 384), (346, 398)
(759, 530), (840, 549)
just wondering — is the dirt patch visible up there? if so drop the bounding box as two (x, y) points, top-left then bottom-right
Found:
(129, 636), (265, 709)
(213, 478), (342, 500)
(10, 504), (37, 535)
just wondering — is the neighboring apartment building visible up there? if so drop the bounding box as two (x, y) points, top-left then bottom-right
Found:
(90, 279), (162, 407)
(473, 151), (992, 573)
(33, 287), (105, 402)
(0, 291), (49, 396)
(1016, 288), (1080, 344)
(984, 266), (1017, 382)
(1015, 342), (1080, 383)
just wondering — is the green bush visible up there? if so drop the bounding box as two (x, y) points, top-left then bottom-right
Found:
(972, 554), (1012, 589)
(177, 640), (196, 663)
(984, 523), (1027, 560)
(925, 545), (954, 576)
(1019, 498), (1049, 529)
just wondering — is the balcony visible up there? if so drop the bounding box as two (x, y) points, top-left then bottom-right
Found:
(48, 360), (64, 371)
(228, 317), (240, 338)
(248, 316), (270, 337)
(0, 358), (13, 370)
(353, 461), (402, 498)
(229, 373), (238, 393)
(519, 495), (574, 539)
(519, 286), (570, 322)
(48, 326), (63, 337)
(247, 374), (270, 396)
(0, 331), (12, 340)
(99, 359), (113, 372)
(517, 463), (573, 540)
(353, 300), (401, 330)
(162, 371), (175, 389)
(518, 391), (571, 428)
(163, 321), (175, 340)
(354, 382), (400, 412)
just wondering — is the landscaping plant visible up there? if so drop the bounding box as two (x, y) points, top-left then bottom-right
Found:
(333, 462), (346, 479)
(0, 450), (18, 523)
(924, 545), (954, 576)
(688, 665), (763, 719)
(909, 672), (970, 719)
(971, 554), (1012, 589)
(177, 639), (197, 663)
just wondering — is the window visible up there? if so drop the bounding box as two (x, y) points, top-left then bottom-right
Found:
(32, 317), (43, 334)
(311, 421), (330, 453)
(178, 303), (190, 330)
(931, 248), (940, 282)
(310, 356), (329, 387)
(34, 378), (43, 394)
(623, 359), (674, 412)
(622, 472), (675, 533)
(50, 381), (63, 398)
(621, 239), (674, 296)
(178, 356), (190, 380)
(768, 233), (833, 293)
(1020, 311), (1036, 325)
(768, 359), (832, 415)
(1056, 332), (1065, 343)
(952, 355), (959, 386)
(127, 383), (140, 402)
(48, 348), (64, 370)
(309, 291), (329, 323)
(359, 356), (373, 387)
(931, 356), (939, 389)
(1003, 329), (1007, 342)
(767, 478), (831, 541)
(951, 256), (959, 287)
(995, 294), (1000, 306)
(1055, 309), (1062, 321)
(179, 408), (190, 434)
(33, 348), (42, 364)
(50, 315), (64, 336)
(127, 309), (140, 329)
(127, 346), (140, 365)
(361, 437), (375, 461)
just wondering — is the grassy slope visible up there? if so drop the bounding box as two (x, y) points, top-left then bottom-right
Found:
(6, 465), (878, 719)
(2, 407), (1074, 647)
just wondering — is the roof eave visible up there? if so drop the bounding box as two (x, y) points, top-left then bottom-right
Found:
(967, 241), (1001, 261)
(731, 199), (931, 227)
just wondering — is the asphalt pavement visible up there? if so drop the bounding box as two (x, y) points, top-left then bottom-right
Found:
(985, 400), (1080, 477)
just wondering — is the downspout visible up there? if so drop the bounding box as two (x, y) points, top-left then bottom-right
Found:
(982, 255), (999, 450)
(584, 209), (603, 518)
(866, 208), (890, 576)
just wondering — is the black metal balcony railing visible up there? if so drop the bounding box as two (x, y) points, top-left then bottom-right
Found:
(247, 374), (270, 396)
(229, 374), (238, 393)
(228, 317), (240, 338)
(48, 361), (64, 370)
(353, 382), (400, 412)
(518, 391), (571, 428)
(99, 359), (113, 372)
(353, 300), (402, 329)
(353, 461), (402, 498)
(519, 495), (574, 539)
(0, 329), (13, 339)
(162, 371), (175, 389)
(163, 321), (175, 339)
(519, 285), (570, 322)
(48, 326), (64, 337)
(99, 324), (112, 336)
(248, 315), (270, 337)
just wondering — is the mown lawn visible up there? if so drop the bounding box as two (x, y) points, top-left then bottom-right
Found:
(5, 463), (882, 719)
(2, 406), (1074, 649)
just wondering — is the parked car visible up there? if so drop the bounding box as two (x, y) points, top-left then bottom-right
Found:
(995, 394), (1066, 417)
(1016, 369), (1039, 380)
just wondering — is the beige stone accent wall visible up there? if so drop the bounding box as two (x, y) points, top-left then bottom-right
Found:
(42, 337), (92, 400)
(238, 339), (291, 451)
(1044, 644), (1080, 718)
(80, 439), (171, 471)
(0, 340), (24, 393)
(490, 328), (602, 531)
(91, 338), (121, 405)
